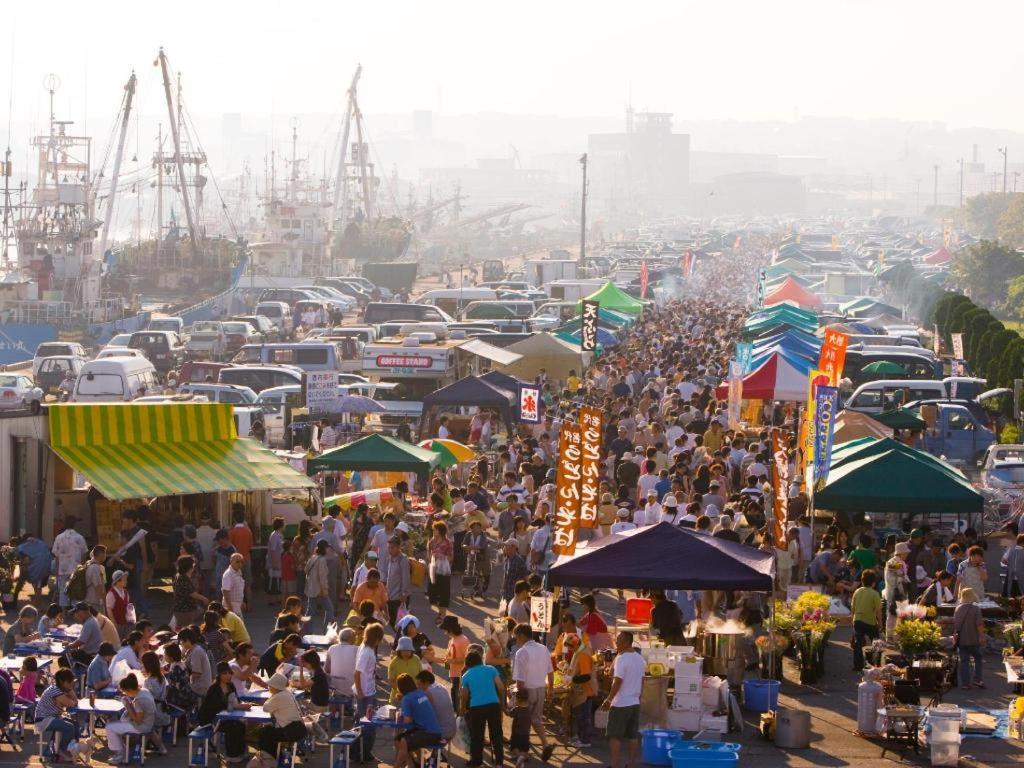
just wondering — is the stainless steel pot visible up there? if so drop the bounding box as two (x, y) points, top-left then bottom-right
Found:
(701, 631), (743, 676)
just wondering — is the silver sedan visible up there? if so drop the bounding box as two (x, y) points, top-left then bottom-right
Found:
(0, 374), (44, 413)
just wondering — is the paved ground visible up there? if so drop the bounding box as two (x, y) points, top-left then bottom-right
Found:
(3, 575), (1023, 767)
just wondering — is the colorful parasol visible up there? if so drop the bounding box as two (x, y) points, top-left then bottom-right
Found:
(324, 487), (395, 512)
(417, 438), (477, 466)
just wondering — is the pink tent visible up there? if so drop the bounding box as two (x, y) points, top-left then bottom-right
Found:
(764, 276), (823, 309)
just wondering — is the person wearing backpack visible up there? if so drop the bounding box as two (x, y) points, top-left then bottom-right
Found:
(63, 561), (89, 607)
(51, 517), (88, 610)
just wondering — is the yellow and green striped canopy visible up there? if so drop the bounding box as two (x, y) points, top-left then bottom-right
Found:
(48, 403), (315, 500)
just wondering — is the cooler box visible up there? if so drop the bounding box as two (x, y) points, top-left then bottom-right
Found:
(641, 729), (681, 766)
(668, 741), (740, 768)
(627, 598), (654, 624)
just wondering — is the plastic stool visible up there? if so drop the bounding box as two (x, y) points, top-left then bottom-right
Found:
(276, 740), (297, 768)
(329, 729), (361, 768)
(420, 738), (449, 768)
(188, 725), (215, 767)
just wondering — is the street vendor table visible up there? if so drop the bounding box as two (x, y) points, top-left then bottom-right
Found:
(0, 656), (51, 677)
(936, 601), (1008, 619)
(216, 706), (272, 724)
(238, 688), (306, 704)
(73, 697), (125, 735)
(14, 642), (66, 657)
(302, 634), (334, 649)
(46, 625), (81, 641)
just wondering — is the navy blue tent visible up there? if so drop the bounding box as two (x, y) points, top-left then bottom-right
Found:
(548, 522), (774, 591)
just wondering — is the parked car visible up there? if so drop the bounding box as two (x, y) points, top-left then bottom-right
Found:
(0, 373), (43, 413)
(255, 301), (294, 338)
(103, 333), (134, 351)
(981, 443), (1024, 472)
(980, 458), (1024, 520)
(917, 402), (996, 466)
(127, 330), (187, 374)
(295, 285), (356, 312)
(95, 347), (147, 361)
(185, 321), (227, 361)
(33, 342), (87, 376)
(221, 321), (263, 357)
(231, 315), (281, 343)
(331, 276), (392, 300)
(178, 360), (232, 384)
(147, 317), (187, 341)
(217, 364), (303, 394)
(177, 383), (258, 404)
(36, 356), (86, 395)
(315, 278), (371, 305)
(363, 302), (454, 325)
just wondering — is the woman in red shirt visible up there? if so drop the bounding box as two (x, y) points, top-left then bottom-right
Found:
(578, 593), (612, 651)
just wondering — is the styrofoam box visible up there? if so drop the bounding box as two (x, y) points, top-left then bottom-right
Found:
(667, 708), (702, 732)
(700, 714), (729, 734)
(675, 657), (703, 679)
(672, 692), (702, 710)
(702, 679), (725, 708)
(675, 678), (701, 696)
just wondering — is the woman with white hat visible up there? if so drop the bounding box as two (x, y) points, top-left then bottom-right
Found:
(105, 569), (132, 640)
(953, 588), (985, 690)
(257, 671), (307, 761)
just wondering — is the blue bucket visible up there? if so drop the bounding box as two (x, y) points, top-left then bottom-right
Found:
(641, 729), (681, 766)
(668, 743), (740, 768)
(742, 679), (780, 712)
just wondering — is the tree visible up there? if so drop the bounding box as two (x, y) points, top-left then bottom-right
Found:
(972, 322), (1006, 374)
(998, 338), (1024, 388)
(948, 300), (979, 335)
(950, 240), (1024, 310)
(1002, 275), (1024, 320)
(965, 193), (1015, 239)
(998, 193), (1024, 248)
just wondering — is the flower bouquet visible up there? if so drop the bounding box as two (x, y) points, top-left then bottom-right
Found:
(896, 602), (928, 621)
(755, 634), (789, 680)
(894, 619), (941, 657)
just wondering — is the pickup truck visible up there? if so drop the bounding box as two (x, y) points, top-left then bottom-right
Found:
(916, 402), (996, 467)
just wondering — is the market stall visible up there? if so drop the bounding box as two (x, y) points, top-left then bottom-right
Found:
(500, 332), (591, 381)
(307, 433), (440, 491)
(417, 375), (516, 441)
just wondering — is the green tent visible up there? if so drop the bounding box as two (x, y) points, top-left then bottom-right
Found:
(580, 281), (648, 315)
(870, 408), (927, 431)
(306, 433), (440, 479)
(816, 438), (981, 514)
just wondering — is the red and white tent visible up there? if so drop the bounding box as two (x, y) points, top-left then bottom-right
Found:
(715, 353), (808, 402)
(763, 276), (823, 309)
(923, 247), (952, 265)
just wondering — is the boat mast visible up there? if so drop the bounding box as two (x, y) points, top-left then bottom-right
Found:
(156, 48), (199, 259)
(352, 81), (374, 220)
(97, 72), (136, 261)
(332, 65), (361, 225)
(156, 124), (163, 240)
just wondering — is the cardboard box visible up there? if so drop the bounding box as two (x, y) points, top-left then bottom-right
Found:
(700, 713), (729, 734)
(675, 657), (703, 680)
(675, 677), (701, 696)
(672, 692), (702, 711)
(701, 678), (726, 708)
(666, 708), (702, 732)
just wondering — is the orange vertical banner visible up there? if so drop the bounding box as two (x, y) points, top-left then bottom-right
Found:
(579, 407), (603, 528)
(818, 329), (849, 385)
(553, 423), (583, 556)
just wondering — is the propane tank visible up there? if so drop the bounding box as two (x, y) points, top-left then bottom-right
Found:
(857, 678), (884, 734)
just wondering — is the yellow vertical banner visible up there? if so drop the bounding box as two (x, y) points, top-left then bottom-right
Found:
(804, 369), (828, 470)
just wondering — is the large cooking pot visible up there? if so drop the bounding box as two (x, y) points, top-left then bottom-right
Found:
(700, 630), (743, 676)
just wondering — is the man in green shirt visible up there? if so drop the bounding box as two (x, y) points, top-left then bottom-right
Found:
(849, 534), (878, 572)
(851, 570), (882, 671)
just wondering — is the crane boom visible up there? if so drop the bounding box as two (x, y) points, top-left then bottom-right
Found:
(332, 65), (362, 224)
(97, 72), (136, 260)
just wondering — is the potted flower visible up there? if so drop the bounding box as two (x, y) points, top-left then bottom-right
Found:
(894, 619), (941, 657)
(0, 544), (17, 609)
(755, 634), (789, 680)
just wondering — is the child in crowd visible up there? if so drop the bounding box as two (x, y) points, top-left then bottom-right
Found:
(15, 657), (39, 705)
(37, 604), (63, 637)
(281, 539), (297, 596)
(509, 687), (532, 768)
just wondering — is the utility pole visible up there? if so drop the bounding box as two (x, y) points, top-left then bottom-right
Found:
(97, 72), (136, 261)
(958, 158), (964, 208)
(933, 164), (939, 207)
(156, 124), (163, 242)
(156, 48), (199, 260)
(999, 147), (1009, 194)
(578, 153), (588, 265)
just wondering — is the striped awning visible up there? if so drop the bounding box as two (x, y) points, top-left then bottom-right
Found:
(48, 403), (315, 500)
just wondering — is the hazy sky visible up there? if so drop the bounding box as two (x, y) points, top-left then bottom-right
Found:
(4, 0), (1024, 134)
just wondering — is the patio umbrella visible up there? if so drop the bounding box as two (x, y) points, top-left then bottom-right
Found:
(862, 361), (905, 375)
(335, 395), (386, 414)
(417, 438), (477, 466)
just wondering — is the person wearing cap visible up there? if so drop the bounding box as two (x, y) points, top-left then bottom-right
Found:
(105, 569), (132, 639)
(51, 516), (88, 609)
(883, 542), (911, 639)
(610, 507), (636, 536)
(395, 614), (435, 662)
(953, 587), (986, 689)
(384, 536), (411, 630)
(388, 636), (422, 705)
(660, 494), (679, 525)
(66, 601), (101, 662)
(615, 452), (640, 497)
(351, 550), (380, 594)
(258, 671), (307, 760)
(639, 489), (661, 526)
(700, 481), (726, 513)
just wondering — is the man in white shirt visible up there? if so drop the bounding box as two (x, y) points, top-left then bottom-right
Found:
(610, 508), (637, 535)
(325, 627), (359, 694)
(52, 517), (88, 608)
(319, 420), (338, 450)
(437, 416), (451, 439)
(512, 623), (555, 762)
(221, 554), (246, 615)
(641, 491), (662, 526)
(602, 631), (646, 768)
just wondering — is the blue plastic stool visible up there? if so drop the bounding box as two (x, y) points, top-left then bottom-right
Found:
(329, 729), (361, 768)
(188, 725), (215, 767)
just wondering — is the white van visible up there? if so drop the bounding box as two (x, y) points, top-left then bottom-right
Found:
(230, 342), (342, 372)
(71, 358), (160, 402)
(845, 379), (947, 414)
(415, 288), (498, 317)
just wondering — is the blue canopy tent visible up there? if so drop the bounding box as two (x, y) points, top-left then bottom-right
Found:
(548, 522), (774, 590)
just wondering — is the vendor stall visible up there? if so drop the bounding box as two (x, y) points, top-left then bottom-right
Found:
(417, 375), (516, 441)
